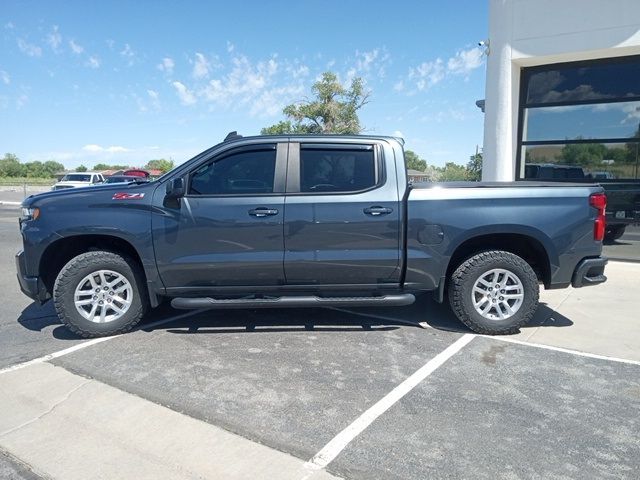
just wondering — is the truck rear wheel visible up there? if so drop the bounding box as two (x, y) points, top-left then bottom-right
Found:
(448, 251), (539, 335)
(53, 251), (147, 338)
(604, 225), (626, 243)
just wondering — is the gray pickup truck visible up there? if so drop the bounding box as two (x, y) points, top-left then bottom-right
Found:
(16, 133), (608, 338)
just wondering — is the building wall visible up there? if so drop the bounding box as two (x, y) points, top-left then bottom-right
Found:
(483, 0), (640, 180)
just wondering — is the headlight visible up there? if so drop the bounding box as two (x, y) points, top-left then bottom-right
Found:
(21, 207), (40, 221)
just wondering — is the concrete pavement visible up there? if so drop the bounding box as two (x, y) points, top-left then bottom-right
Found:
(512, 260), (640, 361)
(0, 363), (338, 480)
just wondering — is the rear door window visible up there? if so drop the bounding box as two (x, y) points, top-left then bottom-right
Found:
(299, 146), (377, 193)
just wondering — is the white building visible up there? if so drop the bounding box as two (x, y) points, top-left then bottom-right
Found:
(483, 0), (640, 181)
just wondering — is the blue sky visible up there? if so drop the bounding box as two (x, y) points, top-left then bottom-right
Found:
(0, 0), (488, 169)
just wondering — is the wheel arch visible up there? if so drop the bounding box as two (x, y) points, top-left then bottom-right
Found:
(445, 232), (553, 289)
(39, 234), (159, 307)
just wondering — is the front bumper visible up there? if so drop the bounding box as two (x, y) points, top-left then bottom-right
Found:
(15, 250), (49, 303)
(571, 256), (608, 288)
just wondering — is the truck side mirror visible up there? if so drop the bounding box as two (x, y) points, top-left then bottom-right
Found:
(165, 177), (185, 199)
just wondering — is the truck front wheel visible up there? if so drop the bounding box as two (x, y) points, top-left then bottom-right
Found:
(53, 251), (147, 338)
(448, 251), (539, 335)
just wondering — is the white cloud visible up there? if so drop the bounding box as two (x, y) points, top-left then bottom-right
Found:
(82, 144), (103, 152)
(120, 43), (135, 65)
(447, 46), (484, 75)
(107, 146), (129, 153)
(0, 70), (9, 85)
(392, 130), (404, 138)
(399, 46), (485, 94)
(164, 52), (305, 117)
(46, 25), (62, 52)
(82, 144), (130, 153)
(147, 89), (160, 110)
(172, 81), (197, 105)
(348, 48), (391, 82)
(192, 52), (210, 79)
(249, 84), (305, 117)
(16, 94), (28, 109)
(86, 56), (100, 69)
(17, 38), (42, 57)
(226, 41), (235, 53)
(201, 55), (278, 104)
(356, 49), (379, 72)
(286, 64), (309, 79)
(157, 57), (175, 74)
(5, 22), (14, 29)
(409, 59), (445, 91)
(69, 39), (84, 54)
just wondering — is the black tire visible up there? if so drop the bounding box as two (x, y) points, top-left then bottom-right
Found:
(448, 250), (539, 335)
(604, 225), (626, 243)
(53, 251), (147, 338)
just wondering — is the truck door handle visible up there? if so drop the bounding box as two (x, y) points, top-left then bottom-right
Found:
(363, 206), (393, 216)
(248, 207), (279, 217)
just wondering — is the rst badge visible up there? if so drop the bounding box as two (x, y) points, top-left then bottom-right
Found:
(112, 192), (145, 200)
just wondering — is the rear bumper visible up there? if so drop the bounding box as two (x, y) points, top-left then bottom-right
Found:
(15, 250), (48, 303)
(571, 256), (608, 288)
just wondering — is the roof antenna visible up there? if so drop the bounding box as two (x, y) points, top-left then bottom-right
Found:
(224, 131), (242, 142)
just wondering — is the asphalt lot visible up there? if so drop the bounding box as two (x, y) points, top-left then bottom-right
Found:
(604, 224), (640, 262)
(1, 203), (639, 479)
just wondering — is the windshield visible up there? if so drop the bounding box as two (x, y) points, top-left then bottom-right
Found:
(60, 174), (92, 182)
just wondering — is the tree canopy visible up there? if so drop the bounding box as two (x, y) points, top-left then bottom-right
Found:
(404, 150), (427, 171)
(261, 72), (370, 135)
(466, 152), (482, 181)
(0, 153), (64, 178)
(93, 163), (129, 171)
(144, 158), (174, 173)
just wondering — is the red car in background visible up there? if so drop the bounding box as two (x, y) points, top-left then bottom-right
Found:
(122, 169), (150, 178)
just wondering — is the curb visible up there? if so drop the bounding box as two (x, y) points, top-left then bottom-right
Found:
(0, 201), (21, 206)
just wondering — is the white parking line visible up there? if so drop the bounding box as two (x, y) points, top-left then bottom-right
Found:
(302, 333), (475, 475)
(329, 307), (640, 366)
(0, 310), (204, 375)
(486, 335), (640, 366)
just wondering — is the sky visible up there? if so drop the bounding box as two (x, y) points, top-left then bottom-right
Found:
(0, 0), (488, 169)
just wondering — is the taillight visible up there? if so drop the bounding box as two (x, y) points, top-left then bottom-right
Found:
(590, 193), (607, 241)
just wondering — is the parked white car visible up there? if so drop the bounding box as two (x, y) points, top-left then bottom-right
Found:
(52, 172), (105, 191)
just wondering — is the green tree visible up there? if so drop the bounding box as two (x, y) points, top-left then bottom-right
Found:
(43, 160), (64, 177)
(261, 72), (370, 135)
(439, 162), (469, 181)
(144, 158), (174, 173)
(0, 153), (25, 177)
(76, 165), (88, 172)
(405, 150), (427, 171)
(261, 121), (305, 135)
(24, 161), (47, 178)
(560, 142), (607, 166)
(93, 163), (129, 171)
(466, 152), (483, 181)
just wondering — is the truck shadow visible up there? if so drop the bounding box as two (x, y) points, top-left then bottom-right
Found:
(139, 294), (573, 336)
(18, 293), (573, 339)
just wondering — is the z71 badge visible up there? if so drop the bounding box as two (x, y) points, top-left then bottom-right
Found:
(112, 192), (145, 200)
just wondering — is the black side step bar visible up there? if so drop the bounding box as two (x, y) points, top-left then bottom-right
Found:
(171, 294), (416, 310)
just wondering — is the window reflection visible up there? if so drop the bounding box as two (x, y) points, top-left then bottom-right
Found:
(525, 57), (640, 105)
(521, 143), (640, 180)
(524, 102), (640, 141)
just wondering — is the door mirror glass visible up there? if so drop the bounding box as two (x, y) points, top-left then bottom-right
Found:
(165, 177), (185, 199)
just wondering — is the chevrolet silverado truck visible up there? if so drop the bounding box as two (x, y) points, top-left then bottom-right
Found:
(16, 133), (608, 338)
